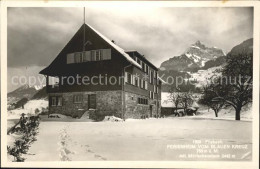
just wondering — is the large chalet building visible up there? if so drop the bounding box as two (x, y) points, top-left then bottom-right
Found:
(40, 23), (162, 119)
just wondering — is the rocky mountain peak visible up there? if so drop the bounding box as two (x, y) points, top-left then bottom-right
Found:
(160, 40), (226, 72)
(193, 40), (206, 50)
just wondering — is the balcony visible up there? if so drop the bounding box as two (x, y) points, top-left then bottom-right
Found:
(47, 84), (60, 93)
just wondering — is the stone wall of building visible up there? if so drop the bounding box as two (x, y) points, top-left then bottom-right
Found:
(124, 92), (161, 119)
(49, 90), (161, 119)
(49, 90), (122, 118)
(96, 90), (123, 118)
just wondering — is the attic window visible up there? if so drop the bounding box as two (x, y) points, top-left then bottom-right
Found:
(67, 49), (111, 64)
(75, 52), (83, 63)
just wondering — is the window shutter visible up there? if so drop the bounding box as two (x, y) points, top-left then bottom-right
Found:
(91, 51), (95, 61)
(102, 49), (111, 60)
(67, 53), (75, 64)
(83, 51), (91, 62)
(75, 53), (82, 63)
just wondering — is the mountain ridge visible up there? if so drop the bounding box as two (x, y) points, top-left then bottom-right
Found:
(8, 84), (46, 105)
(160, 40), (226, 72)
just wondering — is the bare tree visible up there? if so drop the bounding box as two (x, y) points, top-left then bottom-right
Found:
(168, 87), (194, 115)
(180, 91), (194, 113)
(168, 87), (182, 114)
(211, 52), (253, 120)
(199, 84), (224, 117)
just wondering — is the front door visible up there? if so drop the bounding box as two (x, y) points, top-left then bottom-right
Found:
(88, 94), (96, 109)
(149, 105), (153, 117)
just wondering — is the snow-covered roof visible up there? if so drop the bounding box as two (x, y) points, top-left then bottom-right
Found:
(87, 24), (142, 69)
(161, 92), (175, 108)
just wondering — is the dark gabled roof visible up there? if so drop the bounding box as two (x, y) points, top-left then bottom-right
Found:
(40, 23), (141, 76)
(125, 50), (159, 71)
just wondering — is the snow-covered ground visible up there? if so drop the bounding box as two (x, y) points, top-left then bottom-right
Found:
(7, 99), (48, 120)
(161, 92), (252, 121)
(193, 106), (252, 121)
(7, 98), (252, 162)
(20, 117), (252, 161)
(188, 66), (222, 88)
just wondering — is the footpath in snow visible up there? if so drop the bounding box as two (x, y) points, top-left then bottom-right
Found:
(21, 117), (252, 161)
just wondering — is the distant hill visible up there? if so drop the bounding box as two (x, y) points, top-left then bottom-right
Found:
(227, 38), (253, 56)
(7, 84), (46, 105)
(31, 86), (47, 100)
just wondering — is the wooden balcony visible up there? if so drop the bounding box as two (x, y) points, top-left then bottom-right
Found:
(47, 84), (60, 93)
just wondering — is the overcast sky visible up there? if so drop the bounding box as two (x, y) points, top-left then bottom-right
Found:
(7, 7), (253, 92)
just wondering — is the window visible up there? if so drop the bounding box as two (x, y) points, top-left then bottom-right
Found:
(144, 81), (148, 90)
(141, 62), (145, 71)
(134, 56), (137, 62)
(95, 50), (102, 61)
(91, 51), (96, 61)
(67, 49), (111, 64)
(157, 78), (160, 85)
(50, 96), (62, 106)
(125, 72), (132, 84)
(83, 51), (91, 62)
(154, 85), (156, 93)
(150, 70), (153, 84)
(138, 98), (148, 105)
(57, 97), (62, 106)
(136, 58), (141, 65)
(133, 75), (136, 86)
(137, 77), (140, 87)
(132, 76), (139, 86)
(90, 50), (102, 61)
(142, 80), (146, 89)
(74, 94), (83, 103)
(141, 79), (144, 88)
(149, 91), (154, 99)
(51, 97), (56, 106)
(75, 52), (83, 63)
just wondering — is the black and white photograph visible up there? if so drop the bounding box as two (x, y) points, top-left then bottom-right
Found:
(1, 1), (259, 168)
